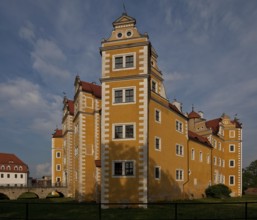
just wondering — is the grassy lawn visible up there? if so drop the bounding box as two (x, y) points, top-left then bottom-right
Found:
(0, 196), (257, 220)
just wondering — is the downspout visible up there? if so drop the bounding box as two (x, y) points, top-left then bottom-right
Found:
(183, 135), (190, 199)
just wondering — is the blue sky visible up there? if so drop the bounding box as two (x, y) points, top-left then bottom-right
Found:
(0, 0), (257, 177)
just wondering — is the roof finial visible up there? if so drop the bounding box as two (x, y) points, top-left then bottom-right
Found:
(123, 1), (127, 15)
(192, 104), (194, 112)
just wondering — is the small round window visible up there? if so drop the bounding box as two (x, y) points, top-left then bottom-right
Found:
(126, 30), (133, 37)
(117, 32), (123, 39)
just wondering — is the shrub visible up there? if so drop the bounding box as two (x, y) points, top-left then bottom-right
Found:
(205, 184), (232, 199)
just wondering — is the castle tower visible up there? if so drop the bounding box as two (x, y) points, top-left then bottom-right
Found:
(100, 13), (151, 204)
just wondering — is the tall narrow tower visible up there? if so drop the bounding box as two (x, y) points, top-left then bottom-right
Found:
(100, 13), (150, 204)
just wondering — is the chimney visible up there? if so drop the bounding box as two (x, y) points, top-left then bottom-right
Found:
(172, 99), (182, 112)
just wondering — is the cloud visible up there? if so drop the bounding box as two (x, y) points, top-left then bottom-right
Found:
(0, 78), (62, 135)
(36, 162), (51, 177)
(19, 23), (71, 82)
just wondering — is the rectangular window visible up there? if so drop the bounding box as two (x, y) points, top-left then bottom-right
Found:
(15, 174), (17, 178)
(176, 169), (184, 181)
(176, 120), (183, 133)
(207, 154), (210, 164)
(114, 124), (135, 140)
(155, 166), (161, 180)
(114, 90), (123, 103)
(0, 174), (3, 178)
(113, 161), (135, 177)
(114, 88), (135, 104)
(152, 80), (157, 92)
(229, 160), (235, 167)
(56, 152), (61, 158)
(125, 125), (134, 138)
(20, 174), (23, 178)
(218, 142), (222, 151)
(115, 125), (123, 139)
(176, 144), (184, 156)
(115, 56), (123, 69)
(7, 174), (10, 178)
(229, 144), (235, 152)
(229, 175), (235, 185)
(114, 54), (135, 70)
(214, 157), (217, 165)
(191, 149), (195, 160)
(125, 55), (134, 68)
(56, 164), (61, 171)
(125, 89), (134, 102)
(155, 137), (161, 151)
(155, 109), (161, 123)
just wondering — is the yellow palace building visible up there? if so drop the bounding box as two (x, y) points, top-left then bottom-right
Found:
(51, 13), (242, 203)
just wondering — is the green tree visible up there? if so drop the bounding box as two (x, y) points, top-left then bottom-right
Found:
(243, 160), (257, 190)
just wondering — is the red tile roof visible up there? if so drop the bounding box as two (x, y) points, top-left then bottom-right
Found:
(0, 153), (29, 173)
(168, 103), (187, 119)
(205, 118), (221, 134)
(188, 130), (212, 147)
(52, 129), (62, 138)
(232, 119), (242, 128)
(67, 100), (74, 115)
(188, 111), (201, 119)
(80, 81), (101, 98)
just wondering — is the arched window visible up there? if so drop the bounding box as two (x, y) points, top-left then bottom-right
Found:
(19, 166), (23, 171)
(7, 165), (11, 171)
(1, 165), (5, 170)
(14, 166), (18, 171)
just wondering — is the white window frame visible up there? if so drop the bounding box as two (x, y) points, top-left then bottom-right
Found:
(207, 154), (210, 164)
(112, 160), (135, 178)
(155, 109), (161, 123)
(229, 175), (235, 186)
(112, 87), (136, 105)
(154, 166), (161, 180)
(112, 123), (136, 141)
(229, 144), (235, 152)
(176, 120), (183, 133)
(191, 149), (195, 160)
(155, 136), (161, 151)
(56, 151), (61, 158)
(176, 169), (184, 181)
(218, 142), (222, 151)
(229, 159), (235, 168)
(176, 144), (184, 157)
(56, 164), (61, 171)
(113, 53), (136, 71)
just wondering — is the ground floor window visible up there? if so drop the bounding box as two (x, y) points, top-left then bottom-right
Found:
(176, 169), (184, 181)
(229, 175), (235, 185)
(155, 166), (161, 180)
(113, 161), (135, 177)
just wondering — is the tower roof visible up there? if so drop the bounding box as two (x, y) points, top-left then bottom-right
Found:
(112, 13), (136, 29)
(188, 110), (201, 119)
(52, 129), (62, 138)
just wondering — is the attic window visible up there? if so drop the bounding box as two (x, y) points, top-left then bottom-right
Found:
(126, 30), (133, 38)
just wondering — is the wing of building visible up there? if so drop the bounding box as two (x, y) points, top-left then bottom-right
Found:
(0, 153), (29, 187)
(51, 13), (242, 203)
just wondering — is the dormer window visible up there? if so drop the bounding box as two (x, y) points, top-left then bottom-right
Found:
(113, 53), (135, 71)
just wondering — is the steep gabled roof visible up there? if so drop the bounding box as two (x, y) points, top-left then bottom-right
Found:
(188, 130), (212, 147)
(67, 100), (74, 115)
(206, 118), (221, 135)
(0, 153), (29, 172)
(80, 81), (101, 99)
(168, 103), (187, 119)
(52, 129), (62, 138)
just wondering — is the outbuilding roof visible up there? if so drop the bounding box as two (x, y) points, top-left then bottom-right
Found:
(0, 153), (29, 173)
